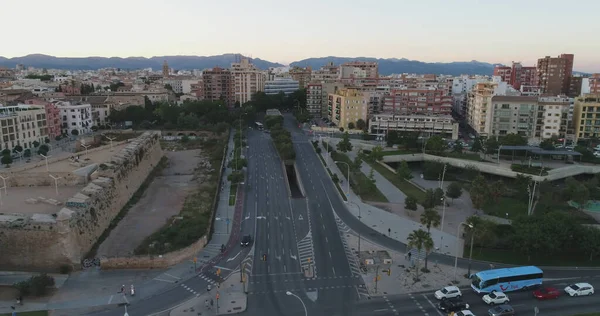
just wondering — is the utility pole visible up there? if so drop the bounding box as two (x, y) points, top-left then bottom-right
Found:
(374, 265), (380, 293)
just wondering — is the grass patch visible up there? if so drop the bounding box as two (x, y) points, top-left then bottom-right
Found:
(229, 183), (238, 206)
(0, 312), (48, 316)
(510, 164), (550, 176)
(365, 160), (427, 205)
(482, 197), (528, 220)
(86, 156), (169, 259)
(466, 247), (600, 267)
(134, 136), (227, 255)
(382, 149), (419, 156)
(330, 151), (388, 202)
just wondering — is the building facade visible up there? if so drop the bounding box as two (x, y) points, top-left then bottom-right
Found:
(467, 82), (497, 137)
(231, 58), (266, 106)
(589, 74), (600, 94)
(202, 67), (234, 107)
(23, 99), (61, 139)
(369, 113), (458, 140)
(264, 78), (299, 95)
(340, 61), (378, 79)
(289, 66), (312, 89)
(537, 54), (574, 96)
(311, 62), (340, 83)
(573, 94), (600, 141)
(56, 102), (93, 135)
(382, 88), (452, 115)
(0, 105), (48, 151)
(327, 88), (368, 129)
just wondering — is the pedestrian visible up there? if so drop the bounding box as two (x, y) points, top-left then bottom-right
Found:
(408, 252), (412, 261)
(205, 299), (210, 309)
(210, 299), (214, 307)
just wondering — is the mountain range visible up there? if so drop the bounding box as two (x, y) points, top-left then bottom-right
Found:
(0, 53), (548, 76)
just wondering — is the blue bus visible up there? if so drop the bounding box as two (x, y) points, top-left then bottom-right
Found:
(470, 266), (543, 294)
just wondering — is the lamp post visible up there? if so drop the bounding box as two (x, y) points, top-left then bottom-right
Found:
(103, 134), (116, 151)
(49, 174), (61, 196)
(15, 150), (23, 163)
(467, 228), (475, 278)
(81, 144), (90, 158)
(0, 175), (9, 196)
(40, 153), (51, 172)
(286, 291), (307, 316)
(527, 167), (545, 216)
(336, 161), (350, 195)
(439, 163), (447, 251)
(454, 222), (473, 282)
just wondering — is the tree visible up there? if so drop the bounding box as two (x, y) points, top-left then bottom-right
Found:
(387, 130), (399, 147)
(348, 122), (355, 130)
(422, 233), (434, 272)
(227, 171), (244, 184)
(470, 175), (490, 209)
(352, 155), (363, 172)
(422, 189), (438, 209)
(71, 129), (79, 136)
(356, 119), (367, 131)
(368, 168), (375, 184)
(420, 208), (441, 233)
(572, 183), (590, 210)
(24, 149), (31, 158)
(405, 195), (418, 211)
(425, 135), (446, 153)
(13, 145), (23, 154)
(369, 145), (384, 162)
(539, 139), (555, 150)
(396, 161), (413, 180)
(484, 137), (499, 155)
(336, 132), (353, 152)
(1, 154), (12, 167)
(33, 141), (40, 148)
(581, 226), (600, 261)
(164, 84), (173, 91)
(1, 149), (10, 156)
(446, 182), (462, 202)
(434, 187), (444, 203)
(488, 180), (505, 203)
(407, 229), (433, 277)
(452, 140), (463, 153)
(464, 215), (496, 251)
(471, 138), (483, 153)
(501, 133), (527, 146)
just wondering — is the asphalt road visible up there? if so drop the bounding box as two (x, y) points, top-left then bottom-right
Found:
(352, 278), (600, 316)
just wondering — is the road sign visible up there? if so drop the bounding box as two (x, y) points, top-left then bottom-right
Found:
(193, 257), (197, 263)
(217, 268), (221, 276)
(216, 293), (220, 300)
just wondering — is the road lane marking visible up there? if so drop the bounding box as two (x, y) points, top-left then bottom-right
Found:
(325, 237), (328, 243)
(329, 251), (332, 258)
(332, 267), (336, 275)
(164, 273), (181, 279)
(421, 294), (444, 316)
(153, 278), (176, 283)
(107, 295), (113, 304)
(373, 309), (388, 312)
(227, 250), (242, 262)
(213, 265), (233, 271)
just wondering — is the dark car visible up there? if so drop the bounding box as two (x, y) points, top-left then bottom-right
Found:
(241, 235), (252, 247)
(533, 287), (561, 300)
(437, 298), (470, 312)
(488, 304), (515, 316)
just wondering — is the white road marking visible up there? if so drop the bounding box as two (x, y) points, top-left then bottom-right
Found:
(227, 250), (242, 262)
(107, 295), (113, 304)
(329, 251), (332, 258)
(164, 273), (181, 279)
(153, 278), (176, 283)
(373, 309), (388, 312)
(422, 294), (444, 316)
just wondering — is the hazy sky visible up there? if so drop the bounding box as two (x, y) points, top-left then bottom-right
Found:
(3, 0), (599, 72)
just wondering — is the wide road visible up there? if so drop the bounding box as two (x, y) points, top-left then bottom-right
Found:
(353, 278), (600, 316)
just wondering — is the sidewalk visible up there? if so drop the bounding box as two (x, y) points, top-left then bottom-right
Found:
(316, 140), (463, 257)
(0, 130), (240, 315)
(169, 270), (247, 315)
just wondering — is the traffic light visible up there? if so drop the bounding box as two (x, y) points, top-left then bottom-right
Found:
(387, 268), (391, 276)
(263, 254), (267, 261)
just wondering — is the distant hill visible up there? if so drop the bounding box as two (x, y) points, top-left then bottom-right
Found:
(290, 56), (499, 76)
(0, 54), (284, 71)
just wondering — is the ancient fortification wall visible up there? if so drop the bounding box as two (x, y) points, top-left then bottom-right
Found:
(0, 132), (163, 271)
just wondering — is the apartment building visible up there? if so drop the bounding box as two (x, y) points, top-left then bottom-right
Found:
(369, 113), (458, 140)
(537, 54), (574, 96)
(494, 62), (537, 90)
(538, 95), (572, 139)
(489, 96), (538, 141)
(340, 61), (378, 79)
(589, 74), (600, 94)
(162, 78), (199, 94)
(382, 88), (452, 115)
(573, 94), (600, 141)
(467, 82), (497, 137)
(311, 62), (340, 83)
(264, 78), (299, 95)
(307, 82), (345, 118)
(23, 99), (61, 139)
(0, 104), (48, 151)
(289, 66), (312, 89)
(327, 88), (368, 129)
(202, 67), (234, 107)
(231, 58), (266, 106)
(56, 102), (93, 135)
(451, 75), (490, 117)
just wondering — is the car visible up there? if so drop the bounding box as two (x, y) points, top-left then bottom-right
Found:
(434, 286), (462, 300)
(455, 311), (476, 316)
(240, 235), (252, 247)
(488, 304), (515, 316)
(564, 283), (595, 297)
(437, 298), (469, 313)
(482, 291), (510, 305)
(533, 287), (561, 300)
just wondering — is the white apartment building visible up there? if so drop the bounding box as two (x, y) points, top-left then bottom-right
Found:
(264, 78), (299, 95)
(231, 58), (266, 105)
(369, 113), (459, 140)
(0, 104), (48, 151)
(56, 102), (93, 135)
(162, 79), (200, 94)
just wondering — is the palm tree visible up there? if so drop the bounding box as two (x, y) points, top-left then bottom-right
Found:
(407, 229), (432, 280)
(422, 233), (435, 272)
(420, 208), (441, 233)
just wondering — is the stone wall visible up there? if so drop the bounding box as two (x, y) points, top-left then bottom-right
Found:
(0, 132), (164, 271)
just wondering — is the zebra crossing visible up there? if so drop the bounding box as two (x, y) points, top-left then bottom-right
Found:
(198, 272), (219, 285)
(334, 217), (369, 298)
(297, 231), (317, 277)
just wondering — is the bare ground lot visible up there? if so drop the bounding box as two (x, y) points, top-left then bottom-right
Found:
(0, 186), (83, 215)
(96, 149), (202, 258)
(26, 143), (130, 173)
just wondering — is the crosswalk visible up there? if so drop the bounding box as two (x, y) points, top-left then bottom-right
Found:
(335, 217), (369, 298)
(297, 231), (317, 278)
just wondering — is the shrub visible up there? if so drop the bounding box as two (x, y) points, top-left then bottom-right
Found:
(13, 273), (55, 297)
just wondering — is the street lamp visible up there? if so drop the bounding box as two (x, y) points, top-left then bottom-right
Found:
(14, 150), (23, 162)
(286, 291), (307, 316)
(102, 134), (116, 151)
(336, 161), (350, 195)
(0, 175), (9, 196)
(527, 167), (545, 216)
(454, 222), (473, 282)
(467, 227), (475, 278)
(81, 144), (91, 158)
(49, 174), (61, 196)
(40, 153), (51, 172)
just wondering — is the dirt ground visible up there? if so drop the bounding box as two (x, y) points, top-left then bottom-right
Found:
(0, 186), (83, 215)
(96, 149), (203, 258)
(26, 143), (129, 173)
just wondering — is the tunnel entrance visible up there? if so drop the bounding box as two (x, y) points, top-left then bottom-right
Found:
(285, 163), (304, 198)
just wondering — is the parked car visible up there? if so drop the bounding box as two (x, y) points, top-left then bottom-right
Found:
(488, 304), (515, 316)
(564, 283), (595, 297)
(483, 291), (510, 305)
(533, 287), (561, 300)
(437, 298), (470, 313)
(455, 310), (476, 316)
(434, 286), (462, 300)
(240, 235), (253, 247)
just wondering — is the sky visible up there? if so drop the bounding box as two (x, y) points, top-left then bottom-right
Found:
(3, 0), (599, 72)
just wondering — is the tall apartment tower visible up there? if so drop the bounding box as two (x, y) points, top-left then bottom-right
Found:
(231, 58), (266, 105)
(162, 60), (169, 77)
(537, 54), (574, 96)
(493, 62), (537, 90)
(202, 67), (234, 107)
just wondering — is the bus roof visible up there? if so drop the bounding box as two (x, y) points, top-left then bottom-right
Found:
(476, 266), (542, 279)
(255, 122), (263, 126)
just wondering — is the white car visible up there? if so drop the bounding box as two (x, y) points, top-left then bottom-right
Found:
(434, 286), (462, 300)
(455, 311), (476, 316)
(564, 283), (595, 297)
(482, 291), (510, 305)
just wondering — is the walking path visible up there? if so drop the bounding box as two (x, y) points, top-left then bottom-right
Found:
(315, 140), (463, 257)
(0, 130), (243, 315)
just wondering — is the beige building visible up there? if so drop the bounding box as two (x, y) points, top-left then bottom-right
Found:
(467, 82), (497, 137)
(369, 113), (459, 140)
(312, 62), (340, 83)
(231, 58), (266, 105)
(327, 88), (368, 129)
(0, 104), (48, 151)
(307, 82), (346, 118)
(289, 66), (312, 89)
(573, 94), (600, 141)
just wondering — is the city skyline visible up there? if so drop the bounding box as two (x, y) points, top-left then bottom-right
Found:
(3, 0), (600, 72)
